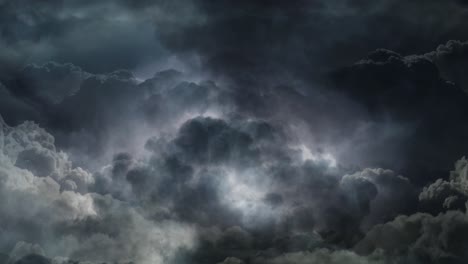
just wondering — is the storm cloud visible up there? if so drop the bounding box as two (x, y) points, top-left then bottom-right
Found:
(2, 1), (468, 264)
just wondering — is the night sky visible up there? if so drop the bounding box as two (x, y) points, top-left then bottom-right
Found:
(2, 1), (468, 264)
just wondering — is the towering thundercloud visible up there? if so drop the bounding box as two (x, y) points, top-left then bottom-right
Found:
(2, 1), (468, 264)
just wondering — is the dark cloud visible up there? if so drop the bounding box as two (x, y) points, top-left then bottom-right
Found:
(419, 157), (468, 213)
(2, 0), (467, 82)
(2, 1), (468, 264)
(329, 48), (468, 184)
(426, 40), (468, 92)
(354, 210), (468, 264)
(0, 83), (39, 125)
(173, 117), (257, 165)
(0, 0), (168, 77)
(150, 0), (468, 83)
(1, 62), (234, 168)
(13, 62), (88, 104)
(0, 53), (467, 264)
(85, 113), (426, 262)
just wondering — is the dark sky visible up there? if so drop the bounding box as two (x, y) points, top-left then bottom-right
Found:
(2, 1), (468, 264)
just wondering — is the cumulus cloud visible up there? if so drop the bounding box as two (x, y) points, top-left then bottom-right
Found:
(426, 40), (468, 92)
(0, 117), (195, 264)
(346, 168), (417, 230)
(419, 157), (468, 212)
(83, 111), (430, 262)
(354, 210), (468, 264)
(0, 61), (237, 169)
(2, 1), (468, 263)
(2, 48), (468, 263)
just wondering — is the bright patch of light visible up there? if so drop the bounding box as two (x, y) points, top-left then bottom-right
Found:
(224, 169), (264, 212)
(174, 109), (224, 128)
(221, 169), (285, 226)
(298, 144), (337, 167)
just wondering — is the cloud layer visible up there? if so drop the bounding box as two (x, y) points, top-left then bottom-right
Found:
(2, 1), (468, 264)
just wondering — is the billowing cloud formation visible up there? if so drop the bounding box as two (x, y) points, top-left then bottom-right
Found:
(1, 52), (468, 263)
(2, 1), (468, 264)
(427, 40), (468, 92)
(1, 62), (235, 169)
(2, 112), (418, 263)
(2, 48), (468, 264)
(0, 117), (195, 264)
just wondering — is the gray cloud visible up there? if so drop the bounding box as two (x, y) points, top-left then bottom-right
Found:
(419, 157), (468, 213)
(2, 1), (468, 263)
(426, 40), (468, 92)
(0, 0), (168, 76)
(354, 210), (468, 264)
(0, 117), (195, 264)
